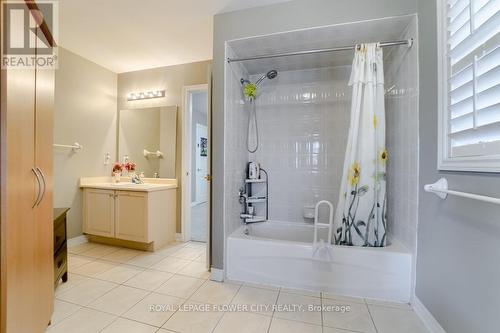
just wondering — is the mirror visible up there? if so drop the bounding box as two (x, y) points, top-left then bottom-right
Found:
(118, 106), (177, 178)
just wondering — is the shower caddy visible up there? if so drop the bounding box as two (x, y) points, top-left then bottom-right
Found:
(240, 168), (268, 223)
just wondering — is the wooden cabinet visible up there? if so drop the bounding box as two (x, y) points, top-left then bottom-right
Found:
(0, 2), (55, 332)
(53, 208), (69, 287)
(115, 191), (148, 242)
(84, 189), (115, 237)
(83, 188), (176, 250)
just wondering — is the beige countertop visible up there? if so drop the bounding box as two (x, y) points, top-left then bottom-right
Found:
(80, 177), (178, 192)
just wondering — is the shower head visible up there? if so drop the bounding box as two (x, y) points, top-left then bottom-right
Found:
(255, 69), (278, 85)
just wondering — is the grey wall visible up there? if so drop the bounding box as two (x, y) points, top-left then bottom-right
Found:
(54, 48), (117, 238)
(117, 61), (211, 232)
(212, 0), (417, 269)
(416, 1), (500, 332)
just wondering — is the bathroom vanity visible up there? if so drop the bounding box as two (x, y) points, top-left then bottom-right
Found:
(80, 177), (177, 251)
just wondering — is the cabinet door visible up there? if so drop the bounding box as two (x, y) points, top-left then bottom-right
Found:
(84, 189), (115, 237)
(34, 59), (55, 331)
(115, 191), (148, 242)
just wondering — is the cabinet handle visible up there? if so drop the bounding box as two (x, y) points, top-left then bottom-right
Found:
(32, 168), (42, 208)
(36, 167), (46, 206)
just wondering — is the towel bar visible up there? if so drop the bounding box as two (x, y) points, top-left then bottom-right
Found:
(424, 178), (500, 205)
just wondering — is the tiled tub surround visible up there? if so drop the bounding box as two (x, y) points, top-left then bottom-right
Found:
(224, 46), (251, 238)
(48, 241), (429, 333)
(248, 67), (351, 223)
(384, 18), (419, 262)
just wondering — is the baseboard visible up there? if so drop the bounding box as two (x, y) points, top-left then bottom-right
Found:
(413, 297), (447, 333)
(175, 233), (183, 242)
(67, 235), (88, 247)
(210, 268), (224, 282)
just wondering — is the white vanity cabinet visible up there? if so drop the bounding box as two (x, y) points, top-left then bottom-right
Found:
(84, 188), (116, 238)
(82, 179), (177, 250)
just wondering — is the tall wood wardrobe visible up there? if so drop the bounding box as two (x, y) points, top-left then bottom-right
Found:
(1, 1), (55, 332)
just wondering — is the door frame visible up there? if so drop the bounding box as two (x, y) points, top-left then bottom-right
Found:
(181, 84), (209, 245)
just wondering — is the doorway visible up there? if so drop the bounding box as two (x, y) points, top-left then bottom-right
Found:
(182, 85), (210, 251)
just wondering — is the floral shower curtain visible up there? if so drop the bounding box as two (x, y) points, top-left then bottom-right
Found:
(333, 43), (387, 247)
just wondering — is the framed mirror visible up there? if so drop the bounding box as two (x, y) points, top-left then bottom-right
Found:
(118, 106), (177, 178)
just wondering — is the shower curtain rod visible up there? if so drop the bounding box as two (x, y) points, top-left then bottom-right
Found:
(227, 38), (413, 63)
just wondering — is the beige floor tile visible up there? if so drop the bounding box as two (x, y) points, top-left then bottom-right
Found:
(126, 252), (165, 268)
(56, 278), (118, 306)
(171, 247), (205, 260)
(230, 286), (279, 316)
(274, 293), (322, 326)
(268, 318), (322, 333)
(88, 285), (149, 315)
(101, 317), (158, 333)
(151, 257), (191, 273)
(54, 273), (91, 296)
(322, 292), (366, 304)
(101, 248), (143, 263)
(243, 281), (280, 291)
(194, 254), (207, 263)
(155, 274), (205, 298)
(190, 281), (240, 305)
(162, 300), (224, 333)
(154, 243), (187, 257)
(125, 270), (174, 291)
(50, 299), (82, 325)
(67, 242), (99, 255)
(78, 244), (120, 259)
(184, 241), (206, 249)
(67, 255), (94, 271)
(122, 292), (185, 327)
(46, 307), (116, 333)
(281, 287), (321, 298)
(72, 260), (118, 277)
(365, 298), (412, 310)
(94, 264), (143, 284)
(368, 305), (429, 333)
(213, 312), (271, 333)
(322, 300), (376, 333)
(322, 327), (361, 333)
(177, 261), (210, 279)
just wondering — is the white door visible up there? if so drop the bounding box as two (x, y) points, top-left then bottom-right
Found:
(195, 124), (208, 203)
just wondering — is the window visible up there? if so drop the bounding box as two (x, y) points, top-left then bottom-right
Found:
(438, 0), (500, 172)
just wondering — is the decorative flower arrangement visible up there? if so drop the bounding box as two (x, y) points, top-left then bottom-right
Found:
(124, 162), (136, 172)
(112, 162), (123, 175)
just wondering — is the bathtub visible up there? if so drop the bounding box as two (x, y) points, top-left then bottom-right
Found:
(227, 221), (412, 302)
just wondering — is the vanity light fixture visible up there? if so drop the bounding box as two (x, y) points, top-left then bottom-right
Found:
(127, 90), (165, 101)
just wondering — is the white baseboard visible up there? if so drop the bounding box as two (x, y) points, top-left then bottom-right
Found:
(210, 268), (224, 282)
(67, 235), (88, 247)
(413, 297), (447, 333)
(175, 233), (183, 242)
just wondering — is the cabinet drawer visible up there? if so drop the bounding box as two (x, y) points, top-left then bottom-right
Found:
(54, 220), (66, 253)
(54, 245), (67, 280)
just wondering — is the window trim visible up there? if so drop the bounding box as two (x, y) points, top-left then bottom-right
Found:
(436, 0), (500, 173)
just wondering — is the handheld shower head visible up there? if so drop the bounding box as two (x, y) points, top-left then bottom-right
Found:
(255, 69), (278, 85)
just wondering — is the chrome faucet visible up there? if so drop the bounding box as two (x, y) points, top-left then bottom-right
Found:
(131, 174), (144, 184)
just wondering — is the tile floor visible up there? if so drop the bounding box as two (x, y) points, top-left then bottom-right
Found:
(48, 241), (429, 333)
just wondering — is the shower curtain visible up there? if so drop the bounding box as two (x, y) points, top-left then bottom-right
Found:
(334, 43), (387, 247)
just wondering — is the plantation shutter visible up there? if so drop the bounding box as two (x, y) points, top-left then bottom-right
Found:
(447, 0), (500, 157)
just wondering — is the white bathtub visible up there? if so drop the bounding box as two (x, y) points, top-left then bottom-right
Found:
(227, 221), (412, 302)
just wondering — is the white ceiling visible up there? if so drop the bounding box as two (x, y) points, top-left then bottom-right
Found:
(227, 15), (415, 75)
(59, 0), (292, 73)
